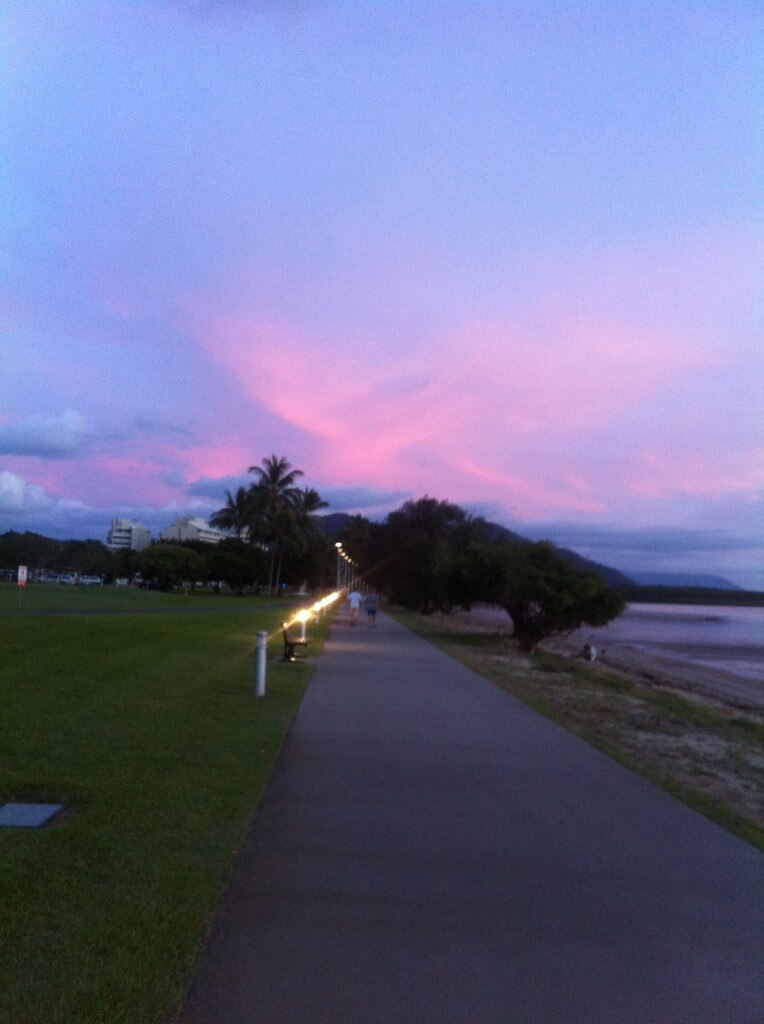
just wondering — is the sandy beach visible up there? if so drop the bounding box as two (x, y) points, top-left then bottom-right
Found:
(436, 605), (764, 716)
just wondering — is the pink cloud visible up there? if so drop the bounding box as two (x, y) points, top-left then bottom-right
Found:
(196, 306), (726, 517)
(454, 459), (605, 515)
(626, 449), (764, 499)
(177, 443), (253, 482)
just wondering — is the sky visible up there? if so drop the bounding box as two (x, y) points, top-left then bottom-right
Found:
(1, 0), (762, 587)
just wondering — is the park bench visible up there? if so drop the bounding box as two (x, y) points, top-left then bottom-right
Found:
(282, 622), (308, 663)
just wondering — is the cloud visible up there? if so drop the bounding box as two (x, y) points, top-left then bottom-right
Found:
(317, 484), (411, 513)
(132, 416), (193, 439)
(0, 470), (223, 543)
(513, 518), (764, 590)
(624, 449), (764, 500)
(519, 522), (764, 556)
(186, 473), (251, 501)
(0, 410), (89, 459)
(0, 472), (53, 515)
(197, 309), (723, 517)
(185, 473), (408, 515)
(0, 470), (88, 523)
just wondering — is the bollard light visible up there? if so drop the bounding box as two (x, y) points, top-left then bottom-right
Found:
(254, 630), (267, 698)
(296, 608), (311, 640)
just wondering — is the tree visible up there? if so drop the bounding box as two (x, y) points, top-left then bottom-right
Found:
(59, 539), (114, 577)
(292, 488), (329, 550)
(248, 455), (305, 593)
(371, 497), (489, 612)
(485, 541), (625, 652)
(137, 544), (206, 592)
(205, 538), (268, 595)
(209, 487), (254, 539)
(248, 455), (304, 511)
(430, 537), (506, 614)
(271, 488), (331, 590)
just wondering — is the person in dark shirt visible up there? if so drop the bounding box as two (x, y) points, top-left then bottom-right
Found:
(365, 591), (379, 628)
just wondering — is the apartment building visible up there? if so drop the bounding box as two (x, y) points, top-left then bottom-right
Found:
(159, 516), (223, 545)
(106, 518), (153, 552)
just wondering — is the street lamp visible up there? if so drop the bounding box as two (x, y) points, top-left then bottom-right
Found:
(335, 542), (343, 589)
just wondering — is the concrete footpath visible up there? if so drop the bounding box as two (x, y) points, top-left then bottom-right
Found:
(180, 611), (763, 1024)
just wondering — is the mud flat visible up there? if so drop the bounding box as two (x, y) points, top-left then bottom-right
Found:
(442, 605), (764, 716)
(548, 637), (764, 715)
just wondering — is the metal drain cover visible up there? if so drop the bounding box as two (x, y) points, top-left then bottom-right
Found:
(0, 803), (64, 827)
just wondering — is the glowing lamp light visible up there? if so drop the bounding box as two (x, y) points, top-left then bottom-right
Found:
(296, 609), (311, 623)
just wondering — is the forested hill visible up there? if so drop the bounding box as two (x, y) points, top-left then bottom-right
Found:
(317, 513), (633, 588)
(485, 522), (633, 588)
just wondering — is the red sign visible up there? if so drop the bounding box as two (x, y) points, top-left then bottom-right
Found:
(18, 565), (27, 588)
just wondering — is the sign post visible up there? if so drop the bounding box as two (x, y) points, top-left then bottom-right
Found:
(18, 565), (27, 588)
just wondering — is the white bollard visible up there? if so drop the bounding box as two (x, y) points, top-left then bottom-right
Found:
(254, 630), (267, 698)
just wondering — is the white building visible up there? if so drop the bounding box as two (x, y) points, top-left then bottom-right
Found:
(159, 516), (223, 545)
(107, 518), (153, 552)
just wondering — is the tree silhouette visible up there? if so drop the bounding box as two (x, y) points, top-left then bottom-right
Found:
(247, 456), (305, 593)
(209, 487), (254, 539)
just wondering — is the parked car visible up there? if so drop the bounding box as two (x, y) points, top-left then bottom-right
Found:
(39, 574), (61, 584)
(114, 577), (129, 586)
(79, 575), (102, 586)
(60, 574), (78, 585)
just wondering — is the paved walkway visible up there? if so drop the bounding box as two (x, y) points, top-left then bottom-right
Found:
(180, 611), (763, 1024)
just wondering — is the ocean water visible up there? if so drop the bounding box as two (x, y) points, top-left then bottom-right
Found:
(579, 603), (764, 682)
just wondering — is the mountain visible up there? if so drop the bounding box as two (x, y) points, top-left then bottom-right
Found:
(549, 547), (633, 587)
(317, 513), (633, 587)
(486, 522), (633, 587)
(630, 572), (742, 590)
(317, 513), (355, 540)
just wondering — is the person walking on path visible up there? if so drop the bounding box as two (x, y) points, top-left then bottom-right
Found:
(347, 588), (362, 625)
(364, 590), (379, 627)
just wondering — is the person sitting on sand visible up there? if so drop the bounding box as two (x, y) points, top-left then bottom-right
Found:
(578, 643), (598, 662)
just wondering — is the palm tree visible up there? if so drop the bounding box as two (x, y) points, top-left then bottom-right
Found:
(295, 487), (329, 516)
(209, 487), (254, 539)
(248, 456), (305, 593)
(287, 488), (330, 592)
(248, 455), (304, 511)
(293, 487), (329, 546)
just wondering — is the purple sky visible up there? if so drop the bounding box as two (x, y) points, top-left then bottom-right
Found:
(2, 1), (762, 586)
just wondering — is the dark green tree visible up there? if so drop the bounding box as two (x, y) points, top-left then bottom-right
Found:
(247, 455), (305, 593)
(483, 540), (625, 652)
(205, 538), (268, 594)
(279, 487), (331, 590)
(137, 544), (206, 592)
(209, 486), (254, 539)
(371, 497), (488, 612)
(0, 531), (59, 574)
(210, 458), (331, 595)
(430, 537), (506, 614)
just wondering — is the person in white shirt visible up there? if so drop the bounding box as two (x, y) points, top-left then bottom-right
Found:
(347, 589), (363, 626)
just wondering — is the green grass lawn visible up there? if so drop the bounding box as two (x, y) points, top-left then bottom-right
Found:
(0, 583), (331, 1024)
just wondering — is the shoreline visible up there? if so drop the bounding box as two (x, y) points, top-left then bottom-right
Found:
(435, 606), (764, 716)
(546, 635), (764, 715)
